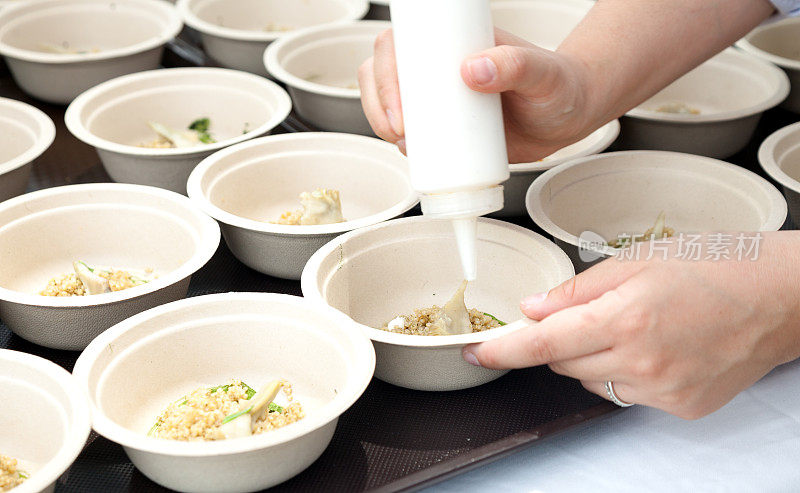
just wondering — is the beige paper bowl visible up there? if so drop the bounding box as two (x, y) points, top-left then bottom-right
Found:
(497, 120), (619, 217)
(0, 349), (91, 493)
(301, 216), (575, 391)
(264, 21), (389, 135)
(0, 97), (55, 203)
(177, 0), (369, 76)
(72, 292), (375, 493)
(0, 183), (221, 350)
(0, 0), (182, 104)
(526, 150), (788, 272)
(491, 0), (593, 49)
(618, 48), (789, 158)
(737, 17), (800, 113)
(64, 67), (292, 194)
(759, 121), (800, 228)
(187, 132), (418, 280)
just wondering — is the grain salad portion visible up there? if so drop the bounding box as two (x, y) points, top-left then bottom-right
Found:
(382, 307), (504, 336)
(149, 379), (304, 441)
(0, 454), (27, 492)
(40, 261), (157, 297)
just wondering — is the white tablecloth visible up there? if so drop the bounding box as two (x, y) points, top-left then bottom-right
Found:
(427, 359), (800, 492)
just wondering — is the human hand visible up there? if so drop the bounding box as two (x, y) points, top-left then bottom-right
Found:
(462, 232), (800, 419)
(358, 28), (597, 163)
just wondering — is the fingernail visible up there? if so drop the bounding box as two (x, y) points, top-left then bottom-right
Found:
(386, 108), (402, 136)
(520, 292), (547, 311)
(396, 138), (406, 155)
(467, 57), (497, 85)
(463, 349), (481, 367)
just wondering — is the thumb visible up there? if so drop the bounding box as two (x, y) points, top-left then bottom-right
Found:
(521, 257), (647, 321)
(460, 44), (563, 96)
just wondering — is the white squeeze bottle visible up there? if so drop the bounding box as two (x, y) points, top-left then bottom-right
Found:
(390, 0), (509, 281)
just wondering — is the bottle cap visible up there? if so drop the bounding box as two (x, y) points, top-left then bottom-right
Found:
(419, 186), (504, 219)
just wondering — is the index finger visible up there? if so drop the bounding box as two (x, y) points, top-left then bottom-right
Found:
(464, 290), (622, 370)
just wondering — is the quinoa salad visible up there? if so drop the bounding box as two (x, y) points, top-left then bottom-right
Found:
(149, 379), (304, 441)
(0, 454), (27, 492)
(40, 261), (156, 297)
(381, 307), (504, 336)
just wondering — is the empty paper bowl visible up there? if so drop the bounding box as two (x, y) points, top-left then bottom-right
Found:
(737, 17), (800, 113)
(265, 21), (389, 135)
(0, 0), (182, 104)
(759, 121), (800, 228)
(301, 216), (575, 391)
(366, 0), (389, 20)
(0, 350), (91, 493)
(617, 48), (789, 158)
(72, 293), (375, 493)
(0, 183), (220, 350)
(0, 97), (55, 203)
(65, 67), (292, 194)
(187, 132), (418, 280)
(177, 0), (369, 76)
(526, 151), (788, 272)
(491, 0), (593, 49)
(497, 119), (619, 217)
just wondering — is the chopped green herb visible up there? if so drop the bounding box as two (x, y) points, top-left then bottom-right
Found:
(269, 402), (283, 413)
(76, 260), (94, 272)
(222, 406), (252, 424)
(188, 118), (216, 144)
(209, 381), (256, 399)
(147, 420), (161, 437)
(483, 312), (507, 326)
(18, 471), (29, 479)
(242, 122), (251, 134)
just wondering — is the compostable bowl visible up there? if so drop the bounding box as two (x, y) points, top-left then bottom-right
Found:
(301, 216), (575, 391)
(72, 293), (375, 493)
(265, 21), (389, 135)
(737, 17), (800, 113)
(759, 121), (800, 228)
(65, 67), (292, 194)
(496, 120), (619, 217)
(0, 0), (182, 104)
(187, 132), (418, 280)
(618, 48), (789, 158)
(0, 350), (91, 493)
(491, 0), (593, 49)
(0, 183), (220, 350)
(177, 0), (369, 76)
(0, 97), (55, 202)
(526, 151), (788, 272)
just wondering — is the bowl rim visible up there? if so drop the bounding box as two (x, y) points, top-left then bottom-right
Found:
(186, 131), (420, 236)
(525, 150), (789, 257)
(63, 67), (293, 157)
(0, 183), (221, 307)
(177, 0), (370, 42)
(625, 48), (790, 123)
(300, 215), (576, 348)
(0, 0), (183, 64)
(263, 19), (391, 100)
(735, 17), (800, 71)
(509, 119), (620, 173)
(0, 97), (55, 176)
(0, 349), (91, 493)
(758, 121), (800, 195)
(71, 292), (376, 457)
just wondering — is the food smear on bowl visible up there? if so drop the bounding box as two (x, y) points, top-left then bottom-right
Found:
(37, 42), (101, 55)
(141, 118), (216, 148)
(148, 379), (304, 441)
(39, 261), (157, 297)
(273, 188), (346, 225)
(607, 211), (675, 248)
(381, 281), (506, 336)
(654, 102), (701, 115)
(264, 22), (293, 32)
(0, 454), (28, 491)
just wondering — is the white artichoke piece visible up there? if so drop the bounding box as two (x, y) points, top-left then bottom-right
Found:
(298, 189), (345, 225)
(72, 261), (111, 295)
(147, 122), (201, 148)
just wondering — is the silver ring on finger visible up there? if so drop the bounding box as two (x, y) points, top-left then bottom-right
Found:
(605, 380), (634, 407)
